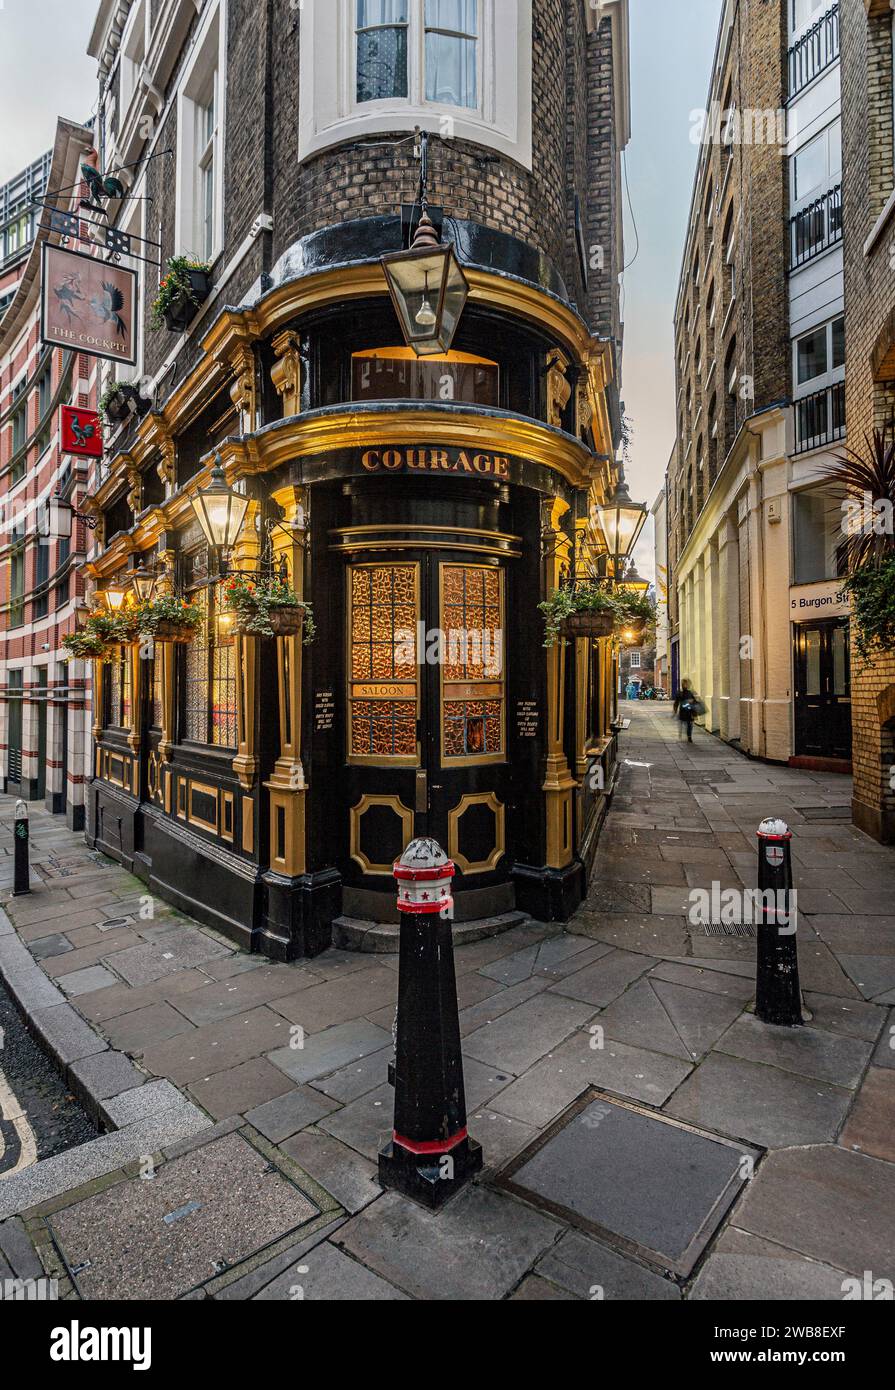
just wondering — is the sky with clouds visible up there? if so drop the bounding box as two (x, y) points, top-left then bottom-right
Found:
(0, 0), (723, 576)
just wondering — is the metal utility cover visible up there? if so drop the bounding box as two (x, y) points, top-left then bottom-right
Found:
(498, 1089), (760, 1278)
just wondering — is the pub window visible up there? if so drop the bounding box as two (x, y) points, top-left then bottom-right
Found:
(151, 654), (164, 728)
(107, 652), (132, 730)
(352, 348), (498, 405)
(348, 563), (419, 764)
(181, 552), (238, 748)
(425, 0), (478, 109)
(441, 563), (504, 761)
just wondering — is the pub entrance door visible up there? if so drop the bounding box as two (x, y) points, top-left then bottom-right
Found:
(793, 618), (852, 760)
(340, 551), (511, 918)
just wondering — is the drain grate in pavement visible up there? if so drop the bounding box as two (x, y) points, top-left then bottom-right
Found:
(701, 921), (756, 939)
(496, 1089), (760, 1279)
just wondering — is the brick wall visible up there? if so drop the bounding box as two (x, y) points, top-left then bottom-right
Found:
(840, 0), (895, 840)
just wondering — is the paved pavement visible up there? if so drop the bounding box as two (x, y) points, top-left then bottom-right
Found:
(0, 703), (893, 1300)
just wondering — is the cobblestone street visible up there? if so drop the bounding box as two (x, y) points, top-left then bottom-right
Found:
(0, 704), (892, 1300)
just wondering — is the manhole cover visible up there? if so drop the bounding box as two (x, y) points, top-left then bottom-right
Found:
(496, 1089), (760, 1278)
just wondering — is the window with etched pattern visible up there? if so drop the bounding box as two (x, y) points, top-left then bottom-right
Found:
(349, 563), (418, 760)
(151, 655), (163, 728)
(107, 653), (132, 729)
(442, 563), (503, 759)
(180, 575), (238, 749)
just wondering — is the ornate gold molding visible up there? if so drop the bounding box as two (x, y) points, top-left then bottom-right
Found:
(350, 795), (414, 874)
(448, 792), (505, 875)
(271, 330), (303, 417)
(546, 348), (572, 429)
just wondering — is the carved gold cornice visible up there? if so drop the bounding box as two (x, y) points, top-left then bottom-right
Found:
(97, 264), (616, 501)
(87, 407), (604, 579)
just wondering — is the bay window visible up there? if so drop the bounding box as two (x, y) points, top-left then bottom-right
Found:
(301, 0), (531, 167)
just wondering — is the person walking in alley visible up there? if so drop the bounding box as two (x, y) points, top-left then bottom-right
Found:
(673, 679), (702, 742)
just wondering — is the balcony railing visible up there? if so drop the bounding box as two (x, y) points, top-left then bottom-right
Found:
(789, 184), (842, 269)
(793, 381), (845, 455)
(788, 4), (840, 98)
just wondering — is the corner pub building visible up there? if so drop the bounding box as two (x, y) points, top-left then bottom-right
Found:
(82, 0), (633, 958)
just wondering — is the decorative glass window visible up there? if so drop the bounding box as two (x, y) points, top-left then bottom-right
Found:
(107, 653), (132, 729)
(441, 563), (504, 761)
(424, 0), (478, 109)
(352, 348), (498, 405)
(348, 563), (419, 762)
(357, 0), (409, 102)
(181, 560), (237, 748)
(152, 655), (164, 728)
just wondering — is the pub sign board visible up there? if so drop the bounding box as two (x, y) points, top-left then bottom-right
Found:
(60, 405), (103, 458)
(41, 244), (138, 366)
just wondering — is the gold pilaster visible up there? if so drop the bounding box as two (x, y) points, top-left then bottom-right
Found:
(263, 484), (309, 877)
(91, 658), (104, 742)
(541, 498), (577, 869)
(231, 501), (262, 791)
(158, 641), (175, 764)
(127, 642), (142, 756)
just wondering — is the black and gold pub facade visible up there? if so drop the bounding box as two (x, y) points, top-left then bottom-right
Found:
(82, 0), (633, 959)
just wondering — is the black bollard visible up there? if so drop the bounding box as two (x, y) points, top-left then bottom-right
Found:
(755, 817), (802, 1026)
(13, 799), (30, 897)
(378, 838), (483, 1209)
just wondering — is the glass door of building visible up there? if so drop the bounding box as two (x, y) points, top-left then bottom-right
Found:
(794, 618), (851, 759)
(341, 552), (509, 913)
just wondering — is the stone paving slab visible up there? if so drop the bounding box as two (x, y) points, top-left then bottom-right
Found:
(188, 1057), (295, 1121)
(253, 1239), (408, 1300)
(665, 1052), (854, 1149)
(102, 1000), (197, 1054)
(246, 1085), (342, 1143)
(334, 1186), (563, 1301)
(839, 1068), (895, 1163)
(281, 1131), (382, 1214)
(56, 963), (120, 997)
(716, 1013), (873, 1090)
(689, 1227), (851, 1301)
(548, 948), (657, 1008)
(534, 1229), (681, 1300)
(462, 990), (596, 1074)
(733, 1145), (895, 1281)
(267, 1019), (393, 1085)
(141, 1007), (292, 1084)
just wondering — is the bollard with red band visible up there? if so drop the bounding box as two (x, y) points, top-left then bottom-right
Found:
(755, 817), (803, 1027)
(378, 837), (483, 1208)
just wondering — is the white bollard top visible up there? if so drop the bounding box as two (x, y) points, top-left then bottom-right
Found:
(14, 799), (28, 820)
(397, 838), (450, 872)
(757, 817), (790, 839)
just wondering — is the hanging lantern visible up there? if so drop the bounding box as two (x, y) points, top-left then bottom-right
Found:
(100, 586), (127, 613)
(381, 212), (470, 358)
(130, 564), (158, 604)
(190, 454), (249, 554)
(619, 564), (650, 595)
(594, 476), (649, 573)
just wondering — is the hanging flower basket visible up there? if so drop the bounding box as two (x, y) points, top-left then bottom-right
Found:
(613, 589), (655, 646)
(266, 605), (307, 638)
(136, 594), (204, 643)
(149, 620), (197, 644)
(151, 259), (212, 333)
(539, 583), (619, 648)
(561, 610), (616, 640)
(223, 573), (316, 642)
(99, 382), (150, 426)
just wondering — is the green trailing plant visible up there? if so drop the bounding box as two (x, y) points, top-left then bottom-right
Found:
(614, 589), (655, 625)
(150, 256), (212, 330)
(539, 584), (618, 648)
(843, 553), (895, 661)
(62, 628), (108, 661)
(98, 381), (141, 424)
(222, 572), (316, 642)
(135, 593), (205, 635)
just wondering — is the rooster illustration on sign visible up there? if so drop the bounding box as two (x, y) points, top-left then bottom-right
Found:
(90, 280), (127, 339)
(68, 413), (97, 450)
(53, 271), (85, 326)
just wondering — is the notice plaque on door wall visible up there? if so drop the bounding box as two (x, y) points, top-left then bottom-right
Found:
(314, 689), (335, 733)
(517, 700), (540, 739)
